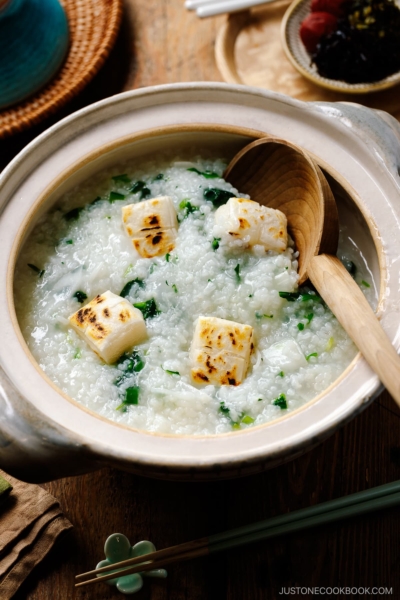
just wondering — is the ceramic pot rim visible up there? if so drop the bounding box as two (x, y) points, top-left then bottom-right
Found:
(0, 83), (397, 472)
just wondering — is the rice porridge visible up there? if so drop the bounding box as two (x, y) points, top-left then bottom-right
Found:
(14, 153), (376, 435)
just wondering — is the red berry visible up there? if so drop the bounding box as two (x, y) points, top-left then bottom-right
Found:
(299, 12), (338, 53)
(311, 0), (346, 17)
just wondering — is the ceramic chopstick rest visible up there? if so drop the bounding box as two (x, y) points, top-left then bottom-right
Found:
(96, 534), (167, 594)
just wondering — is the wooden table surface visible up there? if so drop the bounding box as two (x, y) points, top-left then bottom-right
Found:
(1, 1), (400, 598)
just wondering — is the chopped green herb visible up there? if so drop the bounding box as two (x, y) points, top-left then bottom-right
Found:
(112, 174), (131, 183)
(212, 237), (220, 251)
(117, 351), (144, 372)
(152, 173), (164, 181)
(219, 402), (230, 416)
(116, 386), (140, 408)
(119, 278), (144, 298)
(208, 279), (212, 283)
(203, 188), (235, 207)
(234, 263), (241, 283)
(297, 323), (305, 331)
(278, 371), (284, 377)
(133, 298), (160, 319)
(249, 294), (253, 298)
(306, 352), (318, 361)
(279, 291), (322, 303)
(343, 259), (356, 277)
(279, 291), (299, 301)
(326, 337), (335, 351)
(301, 292), (322, 302)
(27, 263), (45, 277)
(65, 239), (73, 245)
(306, 313), (314, 323)
(165, 281), (169, 286)
(165, 253), (170, 262)
(73, 348), (82, 359)
(179, 199), (199, 219)
(172, 284), (178, 293)
(90, 196), (102, 206)
(109, 191), (125, 203)
(149, 264), (157, 274)
(114, 352), (144, 385)
(64, 207), (84, 221)
(219, 402), (244, 429)
(187, 167), (219, 179)
(163, 367), (180, 376)
(256, 312), (273, 319)
(125, 386), (139, 404)
(361, 280), (370, 288)
(140, 187), (151, 200)
(273, 393), (287, 409)
(73, 291), (88, 303)
(130, 181), (146, 194)
(258, 398), (263, 402)
(241, 415), (255, 424)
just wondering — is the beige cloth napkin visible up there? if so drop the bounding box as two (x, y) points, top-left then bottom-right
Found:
(0, 470), (73, 599)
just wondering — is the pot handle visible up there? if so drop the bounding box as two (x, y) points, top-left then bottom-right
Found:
(312, 101), (400, 183)
(0, 365), (99, 482)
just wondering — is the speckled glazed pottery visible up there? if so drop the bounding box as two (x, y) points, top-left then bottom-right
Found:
(1, 84), (400, 483)
(0, 0), (69, 109)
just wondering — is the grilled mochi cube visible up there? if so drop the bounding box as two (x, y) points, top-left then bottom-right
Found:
(214, 197), (287, 252)
(69, 291), (147, 364)
(122, 196), (178, 258)
(190, 316), (254, 386)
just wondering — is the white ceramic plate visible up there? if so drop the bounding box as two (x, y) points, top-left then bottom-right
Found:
(281, 0), (400, 94)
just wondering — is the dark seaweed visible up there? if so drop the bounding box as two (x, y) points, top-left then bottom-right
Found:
(312, 0), (400, 83)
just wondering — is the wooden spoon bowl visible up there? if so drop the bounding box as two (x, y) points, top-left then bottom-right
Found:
(225, 137), (400, 408)
(224, 138), (339, 284)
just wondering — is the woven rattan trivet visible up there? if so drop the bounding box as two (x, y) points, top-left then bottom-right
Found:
(0, 0), (123, 139)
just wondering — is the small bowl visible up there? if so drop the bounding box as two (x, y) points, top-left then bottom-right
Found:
(1, 84), (400, 483)
(281, 0), (400, 94)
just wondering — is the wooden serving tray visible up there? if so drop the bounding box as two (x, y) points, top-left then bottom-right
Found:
(215, 2), (400, 120)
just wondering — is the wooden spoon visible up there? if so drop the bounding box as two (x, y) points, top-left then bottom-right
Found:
(224, 137), (400, 407)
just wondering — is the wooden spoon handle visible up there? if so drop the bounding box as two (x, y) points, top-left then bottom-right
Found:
(307, 254), (400, 408)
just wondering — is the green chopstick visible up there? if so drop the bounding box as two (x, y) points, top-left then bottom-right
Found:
(210, 490), (400, 554)
(209, 479), (400, 549)
(76, 479), (400, 588)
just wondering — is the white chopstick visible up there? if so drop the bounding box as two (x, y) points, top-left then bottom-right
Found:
(186, 0), (278, 17)
(185, 0), (217, 9)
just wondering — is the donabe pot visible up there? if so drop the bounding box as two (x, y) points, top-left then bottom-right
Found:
(0, 84), (398, 483)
